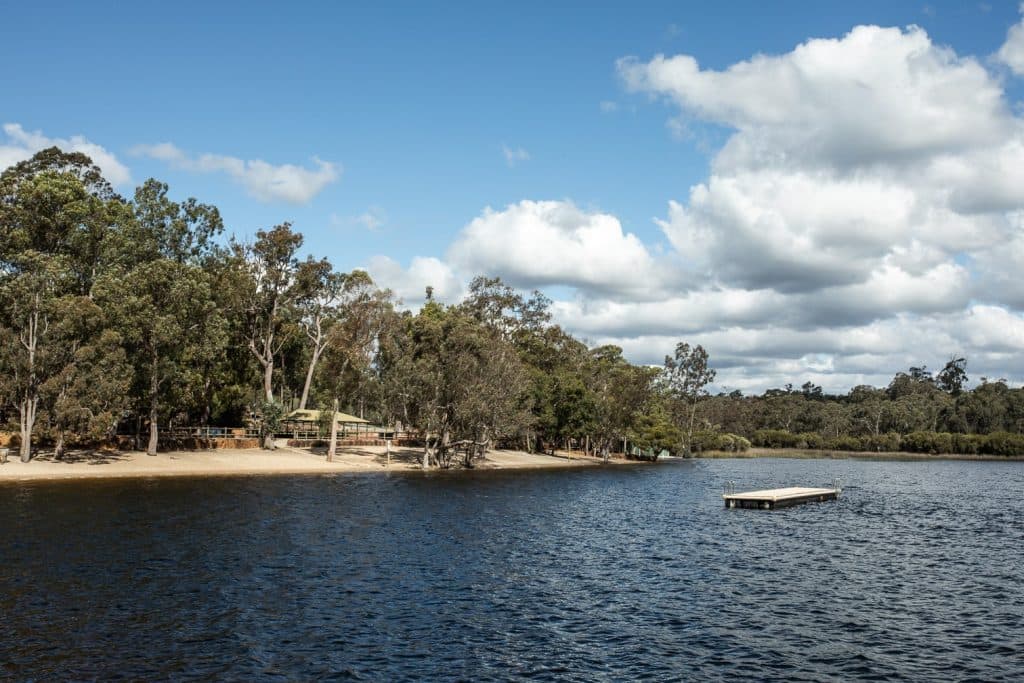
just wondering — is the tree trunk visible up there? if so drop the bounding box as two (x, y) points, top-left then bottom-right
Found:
(297, 344), (323, 411)
(201, 376), (213, 427)
(263, 357), (275, 404)
(19, 397), (37, 462)
(440, 429), (452, 468)
(147, 354), (160, 456)
(686, 399), (698, 456)
(327, 398), (339, 462)
(55, 430), (65, 461)
(18, 305), (40, 463)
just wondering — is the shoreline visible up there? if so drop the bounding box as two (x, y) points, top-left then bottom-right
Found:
(698, 447), (1024, 462)
(0, 445), (636, 483)
(4, 444), (1019, 483)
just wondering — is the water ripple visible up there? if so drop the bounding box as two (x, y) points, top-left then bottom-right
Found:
(1, 458), (1023, 680)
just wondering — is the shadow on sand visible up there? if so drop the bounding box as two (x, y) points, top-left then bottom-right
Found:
(30, 449), (131, 466)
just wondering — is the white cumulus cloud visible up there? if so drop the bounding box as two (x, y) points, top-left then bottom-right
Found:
(1, 123), (132, 186)
(545, 23), (1024, 390)
(620, 25), (1013, 169)
(131, 142), (339, 204)
(447, 199), (674, 299)
(365, 255), (462, 306)
(996, 4), (1024, 75)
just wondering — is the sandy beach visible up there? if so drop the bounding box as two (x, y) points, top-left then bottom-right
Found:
(0, 445), (626, 482)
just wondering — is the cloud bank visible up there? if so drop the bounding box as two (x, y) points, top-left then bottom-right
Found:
(374, 19), (1024, 393)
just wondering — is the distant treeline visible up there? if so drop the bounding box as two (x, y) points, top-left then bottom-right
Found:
(2, 149), (1022, 465)
(692, 366), (1024, 456)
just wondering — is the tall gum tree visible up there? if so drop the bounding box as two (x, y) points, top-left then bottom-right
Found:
(315, 276), (391, 459)
(662, 342), (716, 456)
(41, 304), (130, 460)
(381, 300), (530, 468)
(293, 259), (346, 411)
(0, 256), (69, 461)
(96, 260), (225, 455)
(0, 149), (127, 296)
(131, 178), (223, 264)
(0, 151), (126, 461)
(233, 223), (303, 447)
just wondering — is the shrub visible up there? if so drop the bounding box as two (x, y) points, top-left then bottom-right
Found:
(728, 434), (751, 452)
(824, 435), (863, 452)
(902, 431), (955, 454)
(983, 432), (1024, 456)
(752, 429), (802, 448)
(863, 432), (901, 452)
(951, 433), (983, 455)
(687, 431), (751, 453)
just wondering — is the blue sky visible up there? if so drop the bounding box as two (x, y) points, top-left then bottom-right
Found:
(4, 1), (1024, 392)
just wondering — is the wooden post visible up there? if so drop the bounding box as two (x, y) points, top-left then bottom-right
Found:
(386, 439), (391, 468)
(327, 398), (339, 462)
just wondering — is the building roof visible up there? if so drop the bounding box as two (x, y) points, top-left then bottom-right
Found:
(284, 409), (370, 424)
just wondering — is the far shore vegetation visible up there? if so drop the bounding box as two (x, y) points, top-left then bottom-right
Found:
(3, 148), (1024, 468)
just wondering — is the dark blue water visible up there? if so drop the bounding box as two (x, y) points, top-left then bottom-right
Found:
(2, 458), (1023, 681)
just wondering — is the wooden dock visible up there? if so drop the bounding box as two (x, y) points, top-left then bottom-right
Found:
(723, 486), (840, 510)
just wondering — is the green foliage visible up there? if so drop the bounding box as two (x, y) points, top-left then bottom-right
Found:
(981, 431), (1024, 456)
(662, 342), (716, 453)
(690, 430), (750, 452)
(796, 432), (824, 449)
(629, 407), (683, 453)
(901, 431), (953, 455)
(259, 400), (286, 440)
(936, 356), (968, 396)
(752, 429), (803, 448)
(862, 432), (901, 452)
(4, 147), (1024, 464)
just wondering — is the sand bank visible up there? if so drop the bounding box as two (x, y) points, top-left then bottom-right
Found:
(0, 445), (627, 482)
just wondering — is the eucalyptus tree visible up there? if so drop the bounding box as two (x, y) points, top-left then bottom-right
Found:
(0, 255), (70, 460)
(95, 260), (225, 455)
(0, 150), (127, 460)
(131, 178), (223, 264)
(662, 342), (716, 455)
(198, 246), (259, 426)
(937, 356), (968, 396)
(294, 265), (380, 412)
(42, 315), (130, 460)
(235, 223), (304, 408)
(586, 345), (656, 457)
(0, 148), (128, 294)
(315, 276), (392, 458)
(460, 275), (552, 343)
(380, 300), (530, 468)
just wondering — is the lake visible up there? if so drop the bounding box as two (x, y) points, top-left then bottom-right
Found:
(2, 458), (1022, 680)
